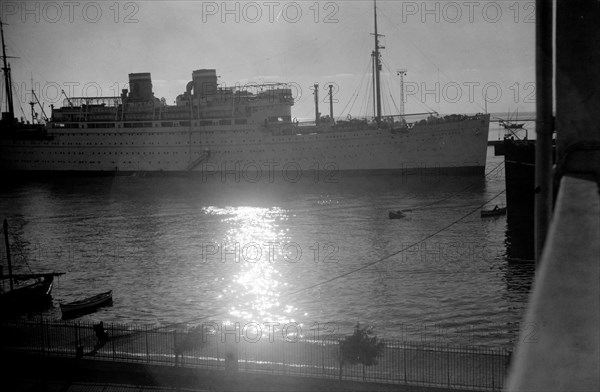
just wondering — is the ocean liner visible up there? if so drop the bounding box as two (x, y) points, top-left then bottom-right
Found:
(0, 4), (490, 175)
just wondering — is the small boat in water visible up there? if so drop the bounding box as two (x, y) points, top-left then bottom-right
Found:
(481, 205), (507, 217)
(388, 210), (406, 219)
(60, 290), (113, 319)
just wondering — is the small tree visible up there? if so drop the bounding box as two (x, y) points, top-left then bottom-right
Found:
(338, 323), (385, 380)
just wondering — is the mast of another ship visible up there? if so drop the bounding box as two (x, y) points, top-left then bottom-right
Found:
(0, 19), (15, 124)
(372, 0), (383, 123)
(3, 219), (14, 291)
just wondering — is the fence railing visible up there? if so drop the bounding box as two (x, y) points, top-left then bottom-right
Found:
(0, 319), (511, 390)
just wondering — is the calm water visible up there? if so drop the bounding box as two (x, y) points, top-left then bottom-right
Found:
(1, 143), (534, 348)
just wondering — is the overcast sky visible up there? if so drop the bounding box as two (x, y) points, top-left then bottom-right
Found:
(2, 1), (535, 121)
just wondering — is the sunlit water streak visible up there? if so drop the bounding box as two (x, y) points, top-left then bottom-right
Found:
(0, 146), (533, 347)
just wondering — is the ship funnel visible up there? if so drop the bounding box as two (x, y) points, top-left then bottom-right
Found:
(192, 69), (217, 98)
(128, 73), (153, 101)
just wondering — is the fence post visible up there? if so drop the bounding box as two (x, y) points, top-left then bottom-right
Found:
(471, 345), (474, 388)
(216, 336), (220, 369)
(173, 330), (178, 367)
(321, 342), (325, 376)
(40, 317), (45, 356)
(403, 342), (407, 383)
(491, 349), (495, 391)
(111, 323), (116, 360)
(447, 344), (450, 388)
(75, 322), (83, 359)
(282, 339), (286, 374)
(421, 342), (424, 384)
(145, 325), (149, 361)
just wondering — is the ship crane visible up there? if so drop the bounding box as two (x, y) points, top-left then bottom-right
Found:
(61, 89), (73, 107)
(29, 76), (48, 123)
(31, 90), (48, 122)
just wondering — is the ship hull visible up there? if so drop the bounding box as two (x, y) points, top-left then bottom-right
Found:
(0, 115), (490, 175)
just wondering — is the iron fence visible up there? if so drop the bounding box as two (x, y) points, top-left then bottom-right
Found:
(0, 318), (511, 390)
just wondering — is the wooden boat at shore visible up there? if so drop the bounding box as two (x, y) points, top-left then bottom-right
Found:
(60, 290), (113, 319)
(1, 219), (64, 311)
(481, 206), (507, 217)
(0, 274), (57, 311)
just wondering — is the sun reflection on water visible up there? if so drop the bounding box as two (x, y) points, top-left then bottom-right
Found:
(202, 206), (300, 325)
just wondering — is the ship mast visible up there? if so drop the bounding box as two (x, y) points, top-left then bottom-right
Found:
(0, 19), (15, 123)
(396, 68), (407, 116)
(3, 219), (14, 291)
(313, 83), (320, 124)
(372, 0), (384, 124)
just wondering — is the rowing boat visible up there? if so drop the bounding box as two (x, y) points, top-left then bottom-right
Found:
(60, 290), (112, 319)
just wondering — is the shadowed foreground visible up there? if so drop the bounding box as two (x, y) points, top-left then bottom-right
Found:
(1, 318), (510, 391)
(3, 352), (493, 392)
